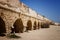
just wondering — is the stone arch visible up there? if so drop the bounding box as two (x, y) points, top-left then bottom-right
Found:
(33, 21), (37, 30)
(13, 18), (24, 33)
(0, 17), (6, 33)
(26, 20), (32, 31)
(38, 22), (40, 29)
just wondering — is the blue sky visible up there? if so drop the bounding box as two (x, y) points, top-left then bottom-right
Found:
(20, 0), (60, 23)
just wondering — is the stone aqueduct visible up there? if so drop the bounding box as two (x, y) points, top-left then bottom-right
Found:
(0, 0), (51, 34)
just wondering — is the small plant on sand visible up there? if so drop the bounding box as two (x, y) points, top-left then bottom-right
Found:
(7, 33), (21, 39)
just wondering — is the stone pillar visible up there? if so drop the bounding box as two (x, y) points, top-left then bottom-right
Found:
(5, 21), (12, 35)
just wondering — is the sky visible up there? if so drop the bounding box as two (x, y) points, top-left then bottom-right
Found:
(20, 0), (60, 23)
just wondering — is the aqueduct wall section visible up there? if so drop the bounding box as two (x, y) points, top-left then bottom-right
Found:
(0, 0), (51, 35)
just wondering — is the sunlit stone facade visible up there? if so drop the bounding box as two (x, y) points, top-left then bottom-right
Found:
(0, 0), (51, 35)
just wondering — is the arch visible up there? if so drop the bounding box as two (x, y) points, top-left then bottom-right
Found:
(41, 22), (44, 28)
(0, 17), (6, 33)
(33, 21), (37, 30)
(38, 22), (40, 29)
(26, 20), (32, 31)
(13, 18), (24, 33)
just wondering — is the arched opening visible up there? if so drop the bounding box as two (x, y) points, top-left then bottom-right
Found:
(13, 18), (24, 33)
(0, 17), (6, 33)
(38, 22), (40, 29)
(41, 22), (44, 28)
(0, 17), (6, 36)
(26, 20), (32, 31)
(33, 21), (37, 30)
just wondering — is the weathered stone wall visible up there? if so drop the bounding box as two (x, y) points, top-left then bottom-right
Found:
(0, 0), (51, 35)
(0, 8), (19, 33)
(0, 7), (41, 34)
